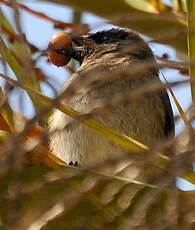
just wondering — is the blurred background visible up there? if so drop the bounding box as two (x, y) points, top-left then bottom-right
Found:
(0, 1), (191, 132)
(0, 0), (194, 189)
(0, 1), (195, 229)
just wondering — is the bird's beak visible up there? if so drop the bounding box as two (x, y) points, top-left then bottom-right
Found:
(72, 36), (95, 47)
(54, 36), (95, 64)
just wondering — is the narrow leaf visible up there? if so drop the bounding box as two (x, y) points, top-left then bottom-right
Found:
(187, 0), (195, 103)
(0, 72), (149, 152)
(124, 0), (159, 14)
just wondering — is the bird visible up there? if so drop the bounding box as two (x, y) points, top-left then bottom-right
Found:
(49, 29), (174, 175)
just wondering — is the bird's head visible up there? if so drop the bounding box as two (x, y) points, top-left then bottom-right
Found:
(55, 29), (155, 67)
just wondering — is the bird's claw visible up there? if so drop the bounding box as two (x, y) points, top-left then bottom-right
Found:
(68, 161), (80, 167)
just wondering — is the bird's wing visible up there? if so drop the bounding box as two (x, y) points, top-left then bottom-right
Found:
(160, 92), (175, 138)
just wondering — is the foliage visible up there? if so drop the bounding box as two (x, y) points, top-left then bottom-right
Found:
(0, 0), (194, 230)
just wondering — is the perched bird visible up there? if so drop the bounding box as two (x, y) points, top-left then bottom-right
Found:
(49, 29), (174, 173)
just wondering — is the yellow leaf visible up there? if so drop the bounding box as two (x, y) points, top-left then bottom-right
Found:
(0, 130), (9, 143)
(181, 170), (195, 185)
(0, 72), (148, 152)
(124, 0), (159, 14)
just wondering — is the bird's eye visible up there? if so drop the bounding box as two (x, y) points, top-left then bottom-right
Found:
(102, 35), (108, 41)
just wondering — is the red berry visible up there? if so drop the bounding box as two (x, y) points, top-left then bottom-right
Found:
(48, 32), (72, 67)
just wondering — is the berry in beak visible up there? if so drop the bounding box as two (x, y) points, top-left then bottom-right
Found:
(48, 32), (95, 67)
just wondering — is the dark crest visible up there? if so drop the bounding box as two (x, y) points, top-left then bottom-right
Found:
(87, 29), (143, 44)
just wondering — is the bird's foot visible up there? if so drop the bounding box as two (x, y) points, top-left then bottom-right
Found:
(68, 161), (80, 167)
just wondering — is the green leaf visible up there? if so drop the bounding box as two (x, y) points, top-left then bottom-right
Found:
(0, 7), (14, 32)
(0, 130), (9, 142)
(0, 86), (15, 132)
(187, 0), (195, 103)
(0, 8), (44, 111)
(0, 36), (44, 110)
